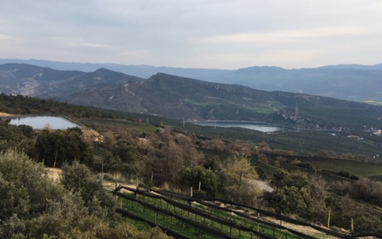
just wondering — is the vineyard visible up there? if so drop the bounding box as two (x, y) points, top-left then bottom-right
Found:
(113, 185), (348, 239)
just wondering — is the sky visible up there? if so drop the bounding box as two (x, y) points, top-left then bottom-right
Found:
(1, 0), (382, 69)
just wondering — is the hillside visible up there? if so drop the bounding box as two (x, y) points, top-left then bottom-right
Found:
(1, 94), (382, 237)
(70, 73), (278, 121)
(218, 66), (382, 103)
(2, 93), (382, 157)
(0, 63), (142, 99)
(70, 73), (382, 131)
(2, 59), (382, 102)
(1, 63), (382, 132)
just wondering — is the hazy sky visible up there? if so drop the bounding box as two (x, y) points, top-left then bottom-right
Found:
(1, 0), (382, 69)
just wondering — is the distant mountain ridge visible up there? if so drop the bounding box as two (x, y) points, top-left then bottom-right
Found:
(320, 63), (382, 70)
(1, 58), (382, 102)
(0, 63), (142, 99)
(1, 63), (382, 131)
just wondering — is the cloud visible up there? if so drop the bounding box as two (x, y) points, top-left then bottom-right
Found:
(197, 25), (378, 45)
(120, 49), (149, 58)
(0, 33), (17, 41)
(1, 0), (382, 68)
(50, 37), (112, 49)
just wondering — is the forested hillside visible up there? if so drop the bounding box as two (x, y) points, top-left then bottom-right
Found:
(1, 94), (382, 238)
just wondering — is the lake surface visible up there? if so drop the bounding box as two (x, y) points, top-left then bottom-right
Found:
(194, 122), (281, 133)
(9, 116), (79, 129)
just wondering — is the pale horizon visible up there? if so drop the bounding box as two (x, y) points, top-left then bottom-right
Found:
(2, 1), (382, 69)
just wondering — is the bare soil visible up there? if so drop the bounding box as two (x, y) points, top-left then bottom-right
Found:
(46, 167), (62, 181)
(0, 111), (13, 116)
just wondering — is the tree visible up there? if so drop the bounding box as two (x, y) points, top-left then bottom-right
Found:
(141, 128), (204, 186)
(271, 169), (308, 190)
(109, 139), (141, 178)
(301, 175), (328, 223)
(177, 166), (218, 195)
(203, 155), (223, 172)
(222, 157), (259, 204)
(35, 128), (93, 167)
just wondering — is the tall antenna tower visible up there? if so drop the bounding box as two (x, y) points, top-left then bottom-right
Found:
(295, 103), (299, 118)
(295, 103), (300, 132)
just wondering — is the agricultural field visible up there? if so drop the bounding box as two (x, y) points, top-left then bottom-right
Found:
(297, 157), (382, 181)
(113, 185), (345, 239)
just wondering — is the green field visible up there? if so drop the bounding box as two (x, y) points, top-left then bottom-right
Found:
(297, 157), (382, 180)
(114, 186), (343, 239)
(81, 118), (159, 134)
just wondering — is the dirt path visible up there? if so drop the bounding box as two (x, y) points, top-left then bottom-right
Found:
(46, 167), (62, 181)
(247, 179), (274, 192)
(0, 112), (13, 116)
(264, 216), (342, 239)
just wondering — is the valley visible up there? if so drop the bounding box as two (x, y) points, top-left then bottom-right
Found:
(1, 62), (382, 238)
(3, 1), (382, 238)
(1, 63), (382, 134)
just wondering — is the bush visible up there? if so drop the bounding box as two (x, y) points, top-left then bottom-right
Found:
(61, 162), (117, 220)
(263, 186), (307, 215)
(176, 166), (218, 195)
(0, 150), (169, 238)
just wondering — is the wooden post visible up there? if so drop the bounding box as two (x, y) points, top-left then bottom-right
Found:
(54, 146), (57, 168)
(190, 187), (193, 197)
(114, 174), (117, 189)
(327, 208), (331, 228)
(351, 218), (354, 233)
(257, 213), (260, 232)
(198, 181), (201, 191)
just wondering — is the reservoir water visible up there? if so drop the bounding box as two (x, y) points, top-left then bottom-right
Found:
(9, 116), (79, 130)
(194, 122), (281, 133)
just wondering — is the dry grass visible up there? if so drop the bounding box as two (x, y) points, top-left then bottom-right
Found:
(0, 111), (13, 116)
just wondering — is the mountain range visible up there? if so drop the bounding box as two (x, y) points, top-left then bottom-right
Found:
(1, 62), (382, 132)
(1, 58), (382, 102)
